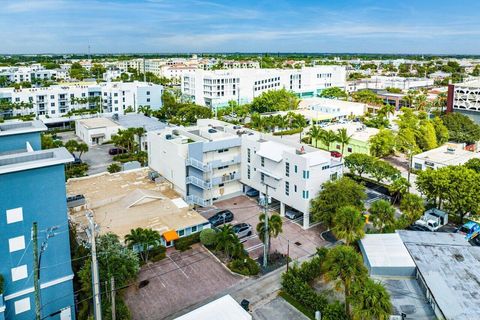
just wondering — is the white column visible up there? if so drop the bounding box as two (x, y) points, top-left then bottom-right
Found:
(303, 211), (310, 230)
(280, 202), (285, 217)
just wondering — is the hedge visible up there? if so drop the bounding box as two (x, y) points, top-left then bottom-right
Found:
(272, 127), (303, 136)
(175, 232), (200, 251)
(228, 257), (260, 276)
(278, 291), (315, 320)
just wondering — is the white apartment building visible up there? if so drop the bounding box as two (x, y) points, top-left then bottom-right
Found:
(347, 76), (434, 93)
(447, 79), (480, 123)
(0, 81), (162, 121)
(0, 66), (70, 83)
(148, 119), (343, 228)
(222, 60), (260, 69)
(181, 66), (346, 110)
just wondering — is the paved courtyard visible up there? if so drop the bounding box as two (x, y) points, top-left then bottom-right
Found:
(253, 296), (309, 320)
(208, 195), (328, 261)
(124, 245), (243, 320)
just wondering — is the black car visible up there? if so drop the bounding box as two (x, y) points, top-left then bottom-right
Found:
(406, 224), (430, 232)
(208, 210), (234, 227)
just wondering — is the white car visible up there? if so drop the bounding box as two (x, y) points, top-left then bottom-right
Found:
(285, 210), (303, 220)
(232, 223), (253, 239)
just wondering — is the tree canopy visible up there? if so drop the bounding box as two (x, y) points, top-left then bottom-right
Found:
(250, 88), (299, 113)
(319, 87), (348, 100)
(442, 112), (480, 144)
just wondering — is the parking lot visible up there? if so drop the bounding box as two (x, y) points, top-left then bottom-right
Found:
(124, 245), (243, 320)
(202, 195), (329, 261)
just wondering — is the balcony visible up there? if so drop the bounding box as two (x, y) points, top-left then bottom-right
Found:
(186, 195), (212, 207)
(186, 158), (212, 172)
(186, 176), (212, 190)
(212, 172), (241, 185)
(210, 155), (241, 169)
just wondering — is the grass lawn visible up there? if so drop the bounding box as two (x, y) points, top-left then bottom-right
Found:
(278, 290), (315, 320)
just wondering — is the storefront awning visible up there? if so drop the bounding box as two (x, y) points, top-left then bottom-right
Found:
(163, 230), (180, 242)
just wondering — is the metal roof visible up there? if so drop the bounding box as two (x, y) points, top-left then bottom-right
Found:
(360, 233), (415, 268)
(174, 295), (251, 320)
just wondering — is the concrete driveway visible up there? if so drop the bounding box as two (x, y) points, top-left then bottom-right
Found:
(124, 244), (243, 320)
(211, 196), (328, 261)
(253, 296), (309, 320)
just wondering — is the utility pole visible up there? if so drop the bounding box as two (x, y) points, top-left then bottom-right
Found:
(86, 211), (102, 320)
(33, 222), (41, 320)
(286, 239), (290, 273)
(110, 277), (116, 320)
(263, 184), (269, 268)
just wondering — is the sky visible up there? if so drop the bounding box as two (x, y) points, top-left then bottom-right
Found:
(1, 0), (480, 54)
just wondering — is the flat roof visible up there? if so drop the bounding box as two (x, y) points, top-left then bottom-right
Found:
(0, 147), (73, 175)
(175, 295), (251, 320)
(77, 117), (119, 129)
(113, 114), (167, 132)
(67, 169), (207, 240)
(322, 123), (379, 142)
(360, 233), (415, 269)
(455, 79), (480, 88)
(397, 230), (469, 246)
(413, 143), (480, 166)
(0, 120), (47, 137)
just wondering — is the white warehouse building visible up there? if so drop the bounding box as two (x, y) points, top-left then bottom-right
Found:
(181, 66), (346, 110)
(148, 119), (343, 228)
(0, 81), (162, 121)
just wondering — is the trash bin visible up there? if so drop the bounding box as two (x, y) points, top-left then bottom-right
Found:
(240, 299), (250, 311)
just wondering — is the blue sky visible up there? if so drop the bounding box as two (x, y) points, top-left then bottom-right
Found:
(1, 0), (480, 54)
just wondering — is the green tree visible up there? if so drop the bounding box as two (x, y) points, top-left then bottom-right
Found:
(465, 158), (480, 173)
(311, 177), (366, 229)
(41, 134), (63, 149)
(319, 87), (348, 99)
(124, 227), (162, 263)
(336, 128), (352, 158)
(369, 200), (396, 233)
(320, 129), (337, 151)
(471, 65), (480, 76)
(199, 228), (217, 246)
(351, 278), (392, 320)
(442, 112), (480, 144)
(432, 117), (449, 145)
(323, 245), (367, 317)
(388, 177), (410, 204)
(309, 125), (322, 148)
(399, 193), (425, 225)
(344, 153), (374, 177)
(215, 225), (242, 260)
(417, 121), (438, 151)
(332, 206), (365, 245)
(90, 63), (106, 79)
(107, 163), (122, 173)
(69, 62), (89, 80)
(351, 90), (383, 106)
(370, 160), (400, 183)
(369, 129), (396, 157)
(250, 88), (299, 113)
(257, 213), (283, 254)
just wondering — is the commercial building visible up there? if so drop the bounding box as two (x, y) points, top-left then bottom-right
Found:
(347, 76), (434, 93)
(412, 143), (480, 170)
(299, 97), (367, 121)
(446, 79), (480, 123)
(75, 113), (166, 146)
(148, 119), (343, 228)
(181, 66), (346, 109)
(0, 121), (75, 320)
(174, 295), (251, 320)
(0, 81), (163, 121)
(311, 123), (379, 156)
(67, 169), (209, 246)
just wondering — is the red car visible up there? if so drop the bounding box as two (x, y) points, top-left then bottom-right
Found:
(330, 151), (342, 158)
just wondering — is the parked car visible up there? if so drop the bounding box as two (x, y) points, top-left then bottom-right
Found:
(285, 209), (303, 220)
(245, 188), (259, 197)
(208, 210), (234, 227)
(72, 156), (82, 165)
(406, 224), (430, 232)
(330, 151), (342, 158)
(232, 223), (253, 239)
(109, 148), (127, 155)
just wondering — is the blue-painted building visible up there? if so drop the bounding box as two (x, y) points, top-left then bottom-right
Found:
(0, 121), (75, 320)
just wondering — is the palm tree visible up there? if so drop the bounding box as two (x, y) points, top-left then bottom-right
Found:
(388, 177), (410, 204)
(402, 90), (417, 108)
(250, 113), (264, 131)
(138, 105), (152, 116)
(215, 225), (242, 260)
(256, 213), (283, 255)
(276, 115), (289, 137)
(351, 278), (392, 320)
(308, 125), (322, 148)
(378, 104), (395, 119)
(414, 93), (428, 112)
(76, 142), (89, 160)
(368, 200), (396, 233)
(125, 227), (161, 263)
(336, 128), (352, 157)
(320, 129), (337, 151)
(332, 206), (365, 246)
(323, 245), (367, 317)
(291, 114), (308, 142)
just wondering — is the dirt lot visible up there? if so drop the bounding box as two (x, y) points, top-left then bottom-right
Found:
(124, 244), (243, 320)
(210, 196), (329, 261)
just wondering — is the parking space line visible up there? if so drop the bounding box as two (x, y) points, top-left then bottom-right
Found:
(246, 243), (264, 252)
(168, 255), (190, 279)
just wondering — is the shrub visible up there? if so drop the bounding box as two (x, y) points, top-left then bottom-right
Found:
(323, 301), (348, 320)
(174, 232), (200, 251)
(199, 228), (217, 247)
(107, 163), (121, 173)
(228, 257), (260, 276)
(149, 245), (166, 262)
(272, 127), (303, 136)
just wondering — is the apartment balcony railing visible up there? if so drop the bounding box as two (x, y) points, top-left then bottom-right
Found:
(212, 172), (241, 186)
(186, 176), (212, 190)
(186, 157), (212, 172)
(210, 155), (241, 169)
(186, 195), (212, 207)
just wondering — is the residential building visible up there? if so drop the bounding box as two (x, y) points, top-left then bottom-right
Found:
(299, 97), (367, 120)
(0, 81), (162, 121)
(347, 76), (434, 93)
(311, 123), (379, 156)
(222, 60), (260, 69)
(181, 66), (346, 110)
(67, 169), (209, 247)
(148, 119), (343, 228)
(0, 121), (75, 320)
(412, 143), (480, 170)
(174, 295), (251, 320)
(446, 79), (480, 123)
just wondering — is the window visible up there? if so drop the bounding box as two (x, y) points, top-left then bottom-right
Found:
(261, 173), (265, 183)
(50, 95), (54, 99)
(336, 145), (340, 150)
(191, 225), (198, 233)
(261, 157), (265, 167)
(11, 265), (28, 281)
(302, 170), (310, 179)
(285, 181), (290, 196)
(9, 236), (25, 252)
(294, 185), (297, 192)
(285, 162), (290, 177)
(14, 297), (30, 315)
(347, 147), (352, 153)
(302, 190), (309, 199)
(114, 93), (118, 97)
(330, 172), (338, 180)
(217, 165), (229, 170)
(218, 148), (229, 153)
(247, 166), (251, 179)
(414, 163), (422, 170)
(247, 148), (251, 163)
(146, 98), (150, 102)
(178, 229), (185, 237)
(294, 165), (298, 173)
(6, 207), (23, 224)
(322, 165), (330, 170)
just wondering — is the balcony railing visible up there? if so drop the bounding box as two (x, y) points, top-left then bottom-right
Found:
(210, 155), (241, 169)
(212, 172), (241, 185)
(186, 158), (212, 172)
(186, 195), (212, 207)
(186, 176), (212, 190)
